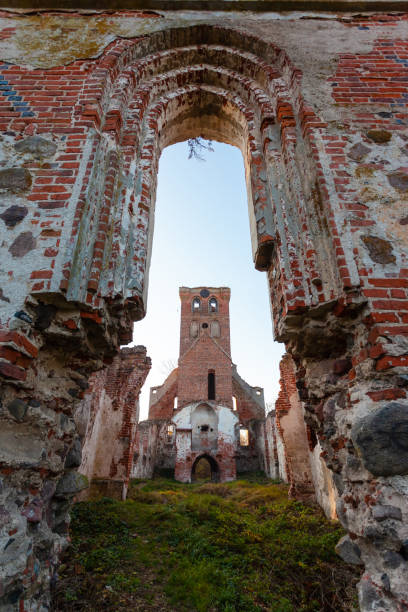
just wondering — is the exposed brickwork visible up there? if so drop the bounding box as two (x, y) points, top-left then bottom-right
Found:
(77, 346), (151, 499)
(0, 9), (407, 610)
(274, 354), (315, 498)
(232, 369), (265, 422)
(177, 287), (233, 409)
(149, 368), (178, 420)
(263, 411), (280, 480)
(136, 287), (267, 482)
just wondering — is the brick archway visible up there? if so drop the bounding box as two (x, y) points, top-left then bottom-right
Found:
(192, 453), (219, 482)
(1, 16), (407, 612)
(58, 24), (349, 332)
(61, 25), (408, 611)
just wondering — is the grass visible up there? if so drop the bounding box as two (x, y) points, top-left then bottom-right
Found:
(52, 476), (360, 611)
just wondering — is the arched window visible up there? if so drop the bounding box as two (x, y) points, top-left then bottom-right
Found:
(167, 424), (175, 442)
(208, 370), (215, 400)
(208, 297), (218, 313)
(192, 297), (201, 312)
(232, 396), (237, 411)
(190, 321), (199, 338)
(239, 427), (249, 446)
(173, 396), (178, 410)
(210, 321), (220, 337)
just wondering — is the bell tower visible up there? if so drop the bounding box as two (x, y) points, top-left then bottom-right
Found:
(177, 287), (233, 409)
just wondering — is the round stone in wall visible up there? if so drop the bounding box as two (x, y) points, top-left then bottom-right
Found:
(351, 402), (408, 476)
(200, 289), (210, 298)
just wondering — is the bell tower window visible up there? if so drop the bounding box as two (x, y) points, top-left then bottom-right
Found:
(210, 321), (220, 337)
(209, 297), (218, 313)
(192, 297), (201, 312)
(208, 370), (215, 400)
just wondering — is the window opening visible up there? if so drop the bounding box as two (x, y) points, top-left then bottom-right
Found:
(210, 321), (220, 337)
(202, 322), (208, 329)
(208, 371), (215, 400)
(200, 424), (209, 432)
(209, 297), (218, 313)
(192, 297), (201, 312)
(239, 428), (249, 446)
(232, 396), (237, 411)
(167, 424), (175, 442)
(193, 456), (213, 482)
(173, 396), (178, 410)
(190, 321), (199, 337)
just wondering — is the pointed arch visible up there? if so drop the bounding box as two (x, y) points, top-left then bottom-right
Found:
(61, 24), (358, 348)
(191, 453), (219, 482)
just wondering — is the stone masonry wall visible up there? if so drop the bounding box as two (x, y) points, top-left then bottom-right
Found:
(132, 420), (162, 480)
(232, 367), (266, 472)
(76, 346), (151, 499)
(263, 411), (280, 480)
(0, 7), (407, 610)
(275, 354), (315, 499)
(276, 353), (338, 518)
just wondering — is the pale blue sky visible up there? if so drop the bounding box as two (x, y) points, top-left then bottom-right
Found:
(131, 141), (285, 420)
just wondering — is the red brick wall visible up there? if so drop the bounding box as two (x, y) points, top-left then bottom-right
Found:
(78, 346), (151, 498)
(275, 354), (314, 499)
(178, 334), (233, 408)
(148, 368), (178, 419)
(232, 373), (265, 422)
(179, 286), (231, 357)
(178, 287), (233, 409)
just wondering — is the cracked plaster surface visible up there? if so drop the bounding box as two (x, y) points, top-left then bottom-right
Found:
(0, 11), (407, 119)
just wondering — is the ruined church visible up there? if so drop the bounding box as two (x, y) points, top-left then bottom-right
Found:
(0, 2), (408, 610)
(133, 286), (268, 482)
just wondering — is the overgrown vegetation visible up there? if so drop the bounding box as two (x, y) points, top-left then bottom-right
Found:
(53, 477), (360, 611)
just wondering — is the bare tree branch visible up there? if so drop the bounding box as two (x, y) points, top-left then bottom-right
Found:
(187, 137), (214, 161)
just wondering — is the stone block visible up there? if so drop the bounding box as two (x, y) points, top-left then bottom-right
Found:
(7, 399), (28, 422)
(388, 170), (408, 192)
(9, 232), (36, 258)
(348, 142), (371, 162)
(373, 505), (402, 522)
(0, 205), (28, 228)
(55, 471), (88, 498)
(65, 437), (82, 468)
(335, 535), (363, 565)
(351, 403), (408, 476)
(14, 136), (57, 158)
(361, 235), (396, 265)
(0, 167), (32, 192)
(366, 129), (391, 144)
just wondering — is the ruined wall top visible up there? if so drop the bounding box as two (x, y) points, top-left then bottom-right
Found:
(2, 0), (407, 10)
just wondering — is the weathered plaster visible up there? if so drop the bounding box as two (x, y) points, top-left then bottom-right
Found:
(1, 9), (408, 610)
(0, 11), (405, 127)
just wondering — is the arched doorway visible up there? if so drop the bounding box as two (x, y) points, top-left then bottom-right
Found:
(192, 454), (219, 482)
